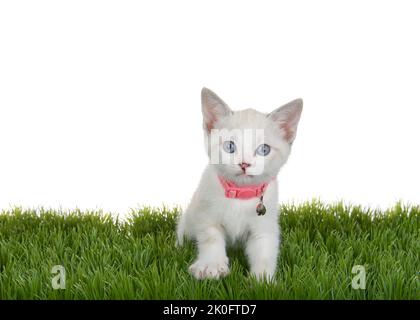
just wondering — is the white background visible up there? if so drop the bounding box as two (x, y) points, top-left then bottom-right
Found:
(1, 1), (419, 216)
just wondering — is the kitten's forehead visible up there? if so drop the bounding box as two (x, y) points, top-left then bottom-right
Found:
(213, 108), (283, 147)
(218, 109), (270, 130)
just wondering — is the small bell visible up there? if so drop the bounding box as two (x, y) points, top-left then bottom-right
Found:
(256, 196), (266, 216)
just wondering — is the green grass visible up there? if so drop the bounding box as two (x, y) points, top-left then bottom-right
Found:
(0, 202), (418, 299)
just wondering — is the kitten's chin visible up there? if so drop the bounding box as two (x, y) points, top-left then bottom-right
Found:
(211, 165), (274, 185)
(223, 172), (272, 186)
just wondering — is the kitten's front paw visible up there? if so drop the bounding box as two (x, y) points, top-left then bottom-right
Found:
(188, 259), (230, 280)
(251, 271), (276, 283)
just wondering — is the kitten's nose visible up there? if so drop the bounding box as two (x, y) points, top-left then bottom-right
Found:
(239, 162), (251, 171)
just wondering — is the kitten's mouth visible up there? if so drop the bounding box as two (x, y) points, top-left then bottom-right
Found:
(237, 171), (253, 177)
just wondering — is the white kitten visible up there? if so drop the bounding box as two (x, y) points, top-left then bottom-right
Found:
(176, 88), (303, 281)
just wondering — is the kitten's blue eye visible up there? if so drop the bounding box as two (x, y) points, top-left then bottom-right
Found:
(256, 144), (271, 156)
(223, 141), (236, 154)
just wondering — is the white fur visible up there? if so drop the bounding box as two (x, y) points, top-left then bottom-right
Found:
(176, 88), (302, 281)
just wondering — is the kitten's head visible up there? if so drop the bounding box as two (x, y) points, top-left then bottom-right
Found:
(202, 87), (303, 185)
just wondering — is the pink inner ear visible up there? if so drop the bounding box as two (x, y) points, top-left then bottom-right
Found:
(205, 121), (214, 132)
(204, 108), (218, 132)
(280, 122), (295, 143)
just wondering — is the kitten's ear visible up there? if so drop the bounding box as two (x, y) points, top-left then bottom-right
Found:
(201, 87), (232, 133)
(268, 99), (303, 144)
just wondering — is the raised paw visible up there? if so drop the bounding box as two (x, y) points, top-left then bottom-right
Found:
(188, 259), (230, 280)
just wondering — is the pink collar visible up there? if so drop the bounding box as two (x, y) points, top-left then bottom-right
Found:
(218, 176), (268, 200)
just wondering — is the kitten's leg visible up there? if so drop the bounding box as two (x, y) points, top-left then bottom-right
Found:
(245, 230), (279, 281)
(189, 226), (229, 280)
